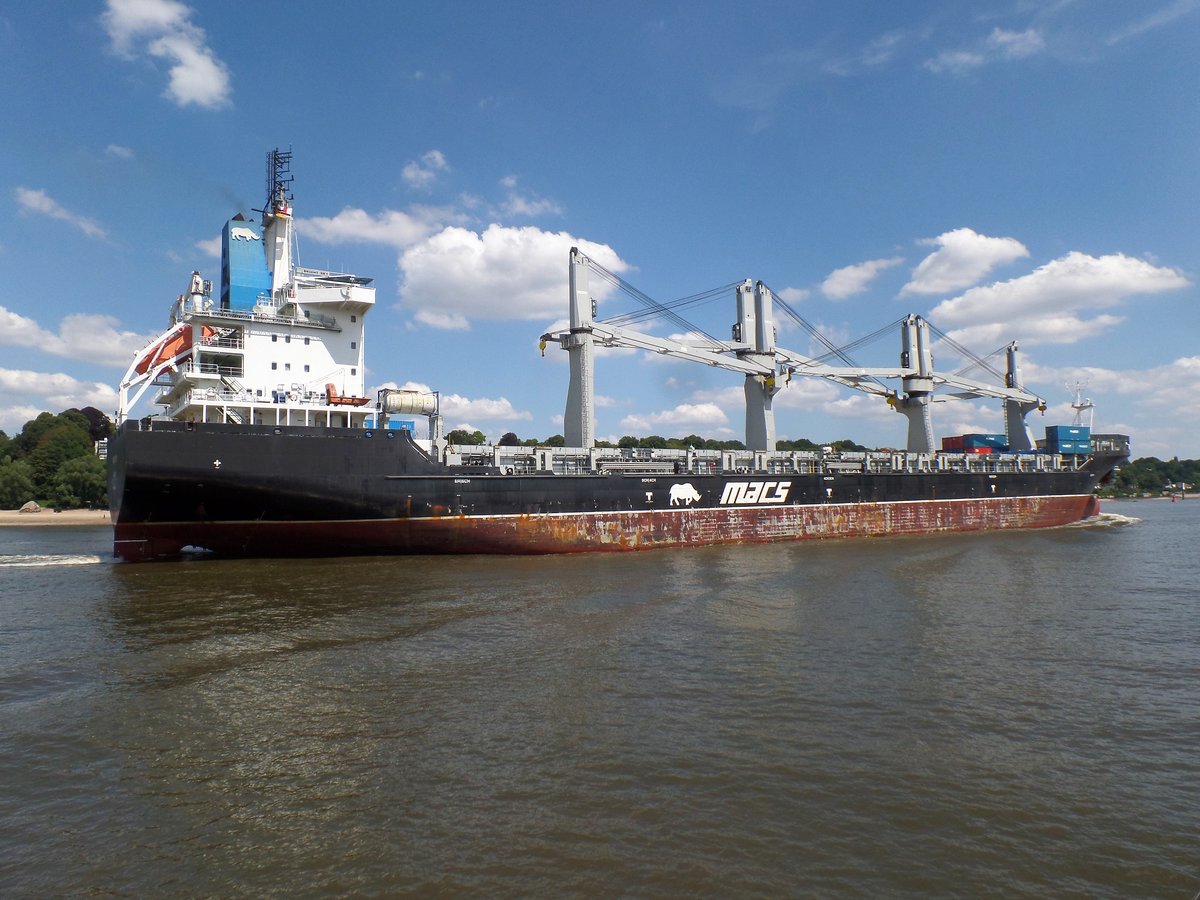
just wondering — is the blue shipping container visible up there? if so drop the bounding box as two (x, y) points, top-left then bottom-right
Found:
(962, 433), (1008, 448)
(364, 417), (416, 431)
(1046, 425), (1090, 441)
(1049, 440), (1092, 455)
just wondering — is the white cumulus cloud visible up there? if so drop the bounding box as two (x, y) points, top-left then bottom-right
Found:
(777, 286), (811, 303)
(926, 27), (1046, 74)
(620, 402), (730, 434)
(987, 27), (1046, 60)
(195, 234), (221, 258)
(0, 305), (151, 367)
(499, 176), (562, 218)
(398, 224), (629, 329)
(902, 227), (1030, 295)
(15, 188), (107, 239)
(0, 368), (119, 434)
(402, 150), (449, 190)
(440, 393), (532, 422)
(102, 0), (231, 108)
(821, 256), (905, 300)
(929, 251), (1190, 347)
(301, 206), (453, 249)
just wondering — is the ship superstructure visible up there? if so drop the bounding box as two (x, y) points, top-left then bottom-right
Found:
(107, 151), (1127, 562)
(118, 150), (397, 431)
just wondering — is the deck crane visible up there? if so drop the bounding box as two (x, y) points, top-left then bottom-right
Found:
(542, 249), (1046, 452)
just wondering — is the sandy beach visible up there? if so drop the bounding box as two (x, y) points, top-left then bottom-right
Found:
(0, 509), (111, 527)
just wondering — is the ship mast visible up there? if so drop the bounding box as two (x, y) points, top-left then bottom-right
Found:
(262, 148), (294, 300)
(1069, 381), (1095, 429)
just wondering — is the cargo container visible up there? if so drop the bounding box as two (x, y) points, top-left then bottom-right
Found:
(1052, 440), (1092, 455)
(1045, 424), (1092, 454)
(962, 433), (1008, 450)
(941, 435), (964, 452)
(1046, 425), (1090, 441)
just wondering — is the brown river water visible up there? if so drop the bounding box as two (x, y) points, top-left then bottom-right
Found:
(1, 500), (1196, 896)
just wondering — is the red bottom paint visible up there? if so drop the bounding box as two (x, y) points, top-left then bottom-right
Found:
(114, 494), (1102, 562)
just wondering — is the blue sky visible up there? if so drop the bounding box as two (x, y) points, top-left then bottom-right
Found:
(2, 1), (1198, 456)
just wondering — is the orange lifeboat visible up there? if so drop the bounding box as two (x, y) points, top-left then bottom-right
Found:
(325, 383), (371, 406)
(132, 324), (218, 376)
(134, 323), (192, 376)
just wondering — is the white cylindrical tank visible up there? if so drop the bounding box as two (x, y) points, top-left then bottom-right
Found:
(382, 390), (437, 416)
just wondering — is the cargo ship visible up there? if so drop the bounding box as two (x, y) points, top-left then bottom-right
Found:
(107, 151), (1128, 562)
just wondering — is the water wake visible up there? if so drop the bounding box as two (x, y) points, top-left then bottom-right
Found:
(0, 554), (105, 568)
(1068, 511), (1142, 529)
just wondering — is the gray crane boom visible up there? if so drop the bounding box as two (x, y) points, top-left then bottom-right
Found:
(543, 249), (1046, 453)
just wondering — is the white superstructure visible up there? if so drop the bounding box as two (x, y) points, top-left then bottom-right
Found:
(118, 151), (381, 428)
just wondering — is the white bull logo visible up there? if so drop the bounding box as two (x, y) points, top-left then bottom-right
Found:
(229, 225), (260, 241)
(669, 483), (702, 506)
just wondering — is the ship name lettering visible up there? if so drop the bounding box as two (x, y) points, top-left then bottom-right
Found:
(454, 478), (471, 484)
(719, 480), (792, 505)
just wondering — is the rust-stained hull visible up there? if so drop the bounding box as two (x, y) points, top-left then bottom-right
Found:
(109, 421), (1118, 562)
(113, 494), (1100, 562)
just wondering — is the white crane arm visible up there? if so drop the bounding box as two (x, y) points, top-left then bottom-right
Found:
(547, 321), (775, 377)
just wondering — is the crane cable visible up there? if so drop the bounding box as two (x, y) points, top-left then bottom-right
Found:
(766, 283), (902, 393)
(585, 258), (731, 349)
(923, 320), (1008, 385)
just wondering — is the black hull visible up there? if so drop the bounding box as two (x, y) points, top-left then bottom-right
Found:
(108, 421), (1114, 562)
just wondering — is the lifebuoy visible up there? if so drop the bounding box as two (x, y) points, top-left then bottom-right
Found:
(287, 391), (298, 402)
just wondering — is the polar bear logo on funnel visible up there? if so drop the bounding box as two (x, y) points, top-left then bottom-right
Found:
(669, 483), (702, 506)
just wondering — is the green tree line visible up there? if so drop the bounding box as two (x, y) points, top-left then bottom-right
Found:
(0, 408), (113, 510)
(1103, 457), (1200, 496)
